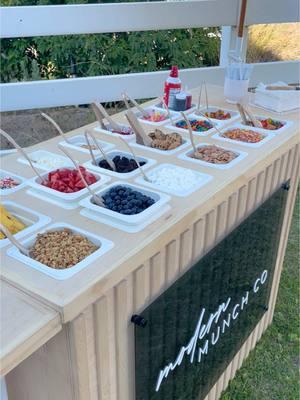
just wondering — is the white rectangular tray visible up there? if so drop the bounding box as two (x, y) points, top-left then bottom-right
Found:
(179, 144), (248, 170)
(0, 170), (27, 195)
(79, 181), (170, 226)
(211, 123), (276, 148)
(58, 134), (114, 154)
(0, 201), (51, 249)
(18, 150), (73, 171)
(84, 150), (156, 179)
(7, 223), (114, 280)
(135, 163), (213, 197)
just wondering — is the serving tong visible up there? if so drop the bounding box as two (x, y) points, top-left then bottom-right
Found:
(84, 130), (117, 172)
(92, 102), (122, 132)
(122, 92), (150, 118)
(236, 103), (262, 128)
(195, 81), (209, 114)
(41, 113), (72, 144)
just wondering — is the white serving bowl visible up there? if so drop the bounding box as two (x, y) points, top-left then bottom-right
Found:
(0, 201), (51, 249)
(0, 170), (27, 195)
(7, 223), (114, 280)
(58, 134), (114, 154)
(84, 150), (156, 179)
(179, 144), (248, 170)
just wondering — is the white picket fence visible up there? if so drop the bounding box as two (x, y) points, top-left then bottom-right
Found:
(0, 0), (299, 111)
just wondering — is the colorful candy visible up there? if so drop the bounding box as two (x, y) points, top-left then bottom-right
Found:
(142, 110), (167, 123)
(175, 119), (213, 132)
(246, 118), (284, 130)
(205, 109), (231, 120)
(0, 177), (20, 190)
(222, 129), (263, 143)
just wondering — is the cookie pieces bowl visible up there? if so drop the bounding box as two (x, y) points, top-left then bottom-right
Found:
(7, 223), (114, 280)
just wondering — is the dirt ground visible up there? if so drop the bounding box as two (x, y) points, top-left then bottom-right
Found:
(0, 106), (97, 150)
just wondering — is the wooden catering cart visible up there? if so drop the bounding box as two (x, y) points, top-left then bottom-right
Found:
(0, 85), (299, 400)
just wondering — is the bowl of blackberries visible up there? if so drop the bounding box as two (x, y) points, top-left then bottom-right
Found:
(85, 151), (156, 178)
(80, 182), (170, 225)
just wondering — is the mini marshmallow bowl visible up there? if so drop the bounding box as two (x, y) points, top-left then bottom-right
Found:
(84, 151), (156, 179)
(79, 182), (170, 227)
(7, 223), (114, 280)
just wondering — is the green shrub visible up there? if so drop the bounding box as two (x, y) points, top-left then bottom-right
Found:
(0, 0), (221, 82)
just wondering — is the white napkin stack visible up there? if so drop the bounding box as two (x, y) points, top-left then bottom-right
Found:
(254, 81), (300, 113)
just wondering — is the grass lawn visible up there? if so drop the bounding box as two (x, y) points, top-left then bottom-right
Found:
(220, 187), (299, 400)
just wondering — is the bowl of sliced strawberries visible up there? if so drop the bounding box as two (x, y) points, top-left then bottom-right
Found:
(28, 166), (110, 202)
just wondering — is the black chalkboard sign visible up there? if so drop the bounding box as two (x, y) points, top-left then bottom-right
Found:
(134, 183), (289, 400)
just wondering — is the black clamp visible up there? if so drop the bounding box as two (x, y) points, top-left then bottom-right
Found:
(131, 314), (148, 328)
(281, 182), (290, 191)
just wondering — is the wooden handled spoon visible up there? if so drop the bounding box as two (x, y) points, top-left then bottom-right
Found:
(119, 137), (151, 182)
(84, 130), (117, 172)
(180, 112), (198, 155)
(236, 103), (248, 125)
(123, 92), (149, 118)
(58, 144), (105, 207)
(41, 112), (72, 144)
(125, 110), (152, 147)
(194, 109), (224, 136)
(92, 102), (121, 131)
(161, 97), (174, 125)
(0, 223), (30, 257)
(90, 103), (106, 130)
(0, 129), (46, 183)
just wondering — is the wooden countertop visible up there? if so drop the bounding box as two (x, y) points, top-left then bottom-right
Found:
(1, 84), (299, 323)
(0, 280), (61, 376)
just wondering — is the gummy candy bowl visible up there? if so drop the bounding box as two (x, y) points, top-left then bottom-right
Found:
(198, 106), (239, 124)
(239, 115), (292, 134)
(166, 114), (221, 136)
(27, 167), (110, 209)
(7, 223), (114, 280)
(79, 182), (170, 228)
(84, 150), (156, 179)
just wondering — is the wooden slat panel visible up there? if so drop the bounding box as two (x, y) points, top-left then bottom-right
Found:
(166, 239), (180, 285)
(179, 228), (193, 273)
(204, 209), (217, 253)
(94, 292), (117, 400)
(215, 201), (229, 242)
(115, 278), (134, 400)
(192, 218), (206, 262)
(69, 307), (98, 400)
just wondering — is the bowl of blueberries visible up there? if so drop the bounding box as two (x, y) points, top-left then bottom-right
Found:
(79, 182), (170, 225)
(84, 151), (156, 179)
